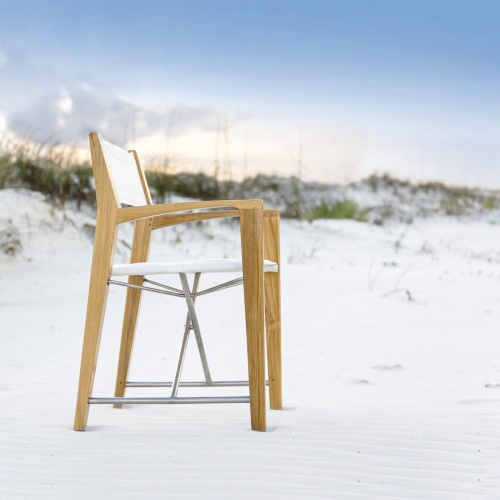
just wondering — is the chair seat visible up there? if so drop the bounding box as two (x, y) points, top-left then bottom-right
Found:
(112, 258), (278, 277)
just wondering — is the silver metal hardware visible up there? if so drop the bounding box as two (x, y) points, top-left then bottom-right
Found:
(125, 381), (268, 388)
(89, 396), (250, 405)
(105, 270), (254, 407)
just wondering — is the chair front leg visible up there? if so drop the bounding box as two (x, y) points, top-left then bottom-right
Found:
(240, 207), (266, 431)
(74, 218), (118, 430)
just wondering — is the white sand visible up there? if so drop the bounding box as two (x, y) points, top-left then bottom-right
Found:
(1, 188), (500, 499)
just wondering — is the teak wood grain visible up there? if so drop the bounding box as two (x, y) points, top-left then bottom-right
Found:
(74, 134), (119, 430)
(264, 211), (282, 410)
(113, 217), (153, 407)
(240, 207), (266, 431)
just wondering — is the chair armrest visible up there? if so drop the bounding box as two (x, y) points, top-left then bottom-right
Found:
(152, 210), (239, 229)
(116, 199), (263, 224)
(151, 208), (281, 230)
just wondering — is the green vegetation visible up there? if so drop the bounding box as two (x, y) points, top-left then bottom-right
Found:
(0, 139), (96, 209)
(0, 158), (95, 209)
(2, 140), (500, 222)
(482, 197), (499, 210)
(146, 169), (231, 203)
(311, 199), (369, 222)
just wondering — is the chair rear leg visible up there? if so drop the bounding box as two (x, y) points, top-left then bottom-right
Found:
(74, 221), (118, 431)
(113, 280), (144, 407)
(113, 218), (153, 408)
(265, 271), (282, 409)
(264, 211), (282, 410)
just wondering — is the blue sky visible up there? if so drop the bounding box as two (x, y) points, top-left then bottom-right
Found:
(1, 0), (499, 186)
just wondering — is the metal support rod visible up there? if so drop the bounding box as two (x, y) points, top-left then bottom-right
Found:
(108, 279), (185, 297)
(193, 277), (244, 297)
(109, 271), (250, 403)
(108, 276), (244, 298)
(143, 278), (184, 294)
(127, 380), (270, 388)
(178, 273), (213, 388)
(172, 273), (215, 396)
(170, 273), (201, 397)
(89, 396), (250, 405)
(144, 278), (184, 297)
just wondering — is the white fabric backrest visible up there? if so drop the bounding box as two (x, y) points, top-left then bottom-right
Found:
(99, 135), (148, 207)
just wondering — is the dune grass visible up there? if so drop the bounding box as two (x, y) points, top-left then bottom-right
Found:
(2, 138), (500, 222)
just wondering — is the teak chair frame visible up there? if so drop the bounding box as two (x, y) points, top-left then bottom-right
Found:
(74, 132), (281, 432)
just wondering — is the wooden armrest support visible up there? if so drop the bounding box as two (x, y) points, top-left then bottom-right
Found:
(152, 208), (280, 230)
(116, 199), (262, 224)
(152, 210), (239, 229)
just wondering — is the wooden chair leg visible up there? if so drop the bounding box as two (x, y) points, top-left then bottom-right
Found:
(240, 208), (266, 431)
(264, 211), (282, 410)
(113, 282), (144, 407)
(74, 219), (118, 431)
(113, 219), (153, 408)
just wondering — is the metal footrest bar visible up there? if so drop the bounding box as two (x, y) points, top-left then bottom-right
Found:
(126, 381), (269, 388)
(89, 396), (250, 405)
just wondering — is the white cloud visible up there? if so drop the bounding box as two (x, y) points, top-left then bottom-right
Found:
(5, 84), (366, 183)
(7, 83), (496, 187)
(7, 85), (225, 147)
(58, 96), (73, 114)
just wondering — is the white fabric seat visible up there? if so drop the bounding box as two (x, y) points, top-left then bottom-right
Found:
(112, 258), (279, 276)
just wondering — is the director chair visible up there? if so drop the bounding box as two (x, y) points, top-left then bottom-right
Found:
(74, 133), (281, 431)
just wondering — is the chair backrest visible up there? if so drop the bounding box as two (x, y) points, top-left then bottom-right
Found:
(92, 133), (152, 207)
